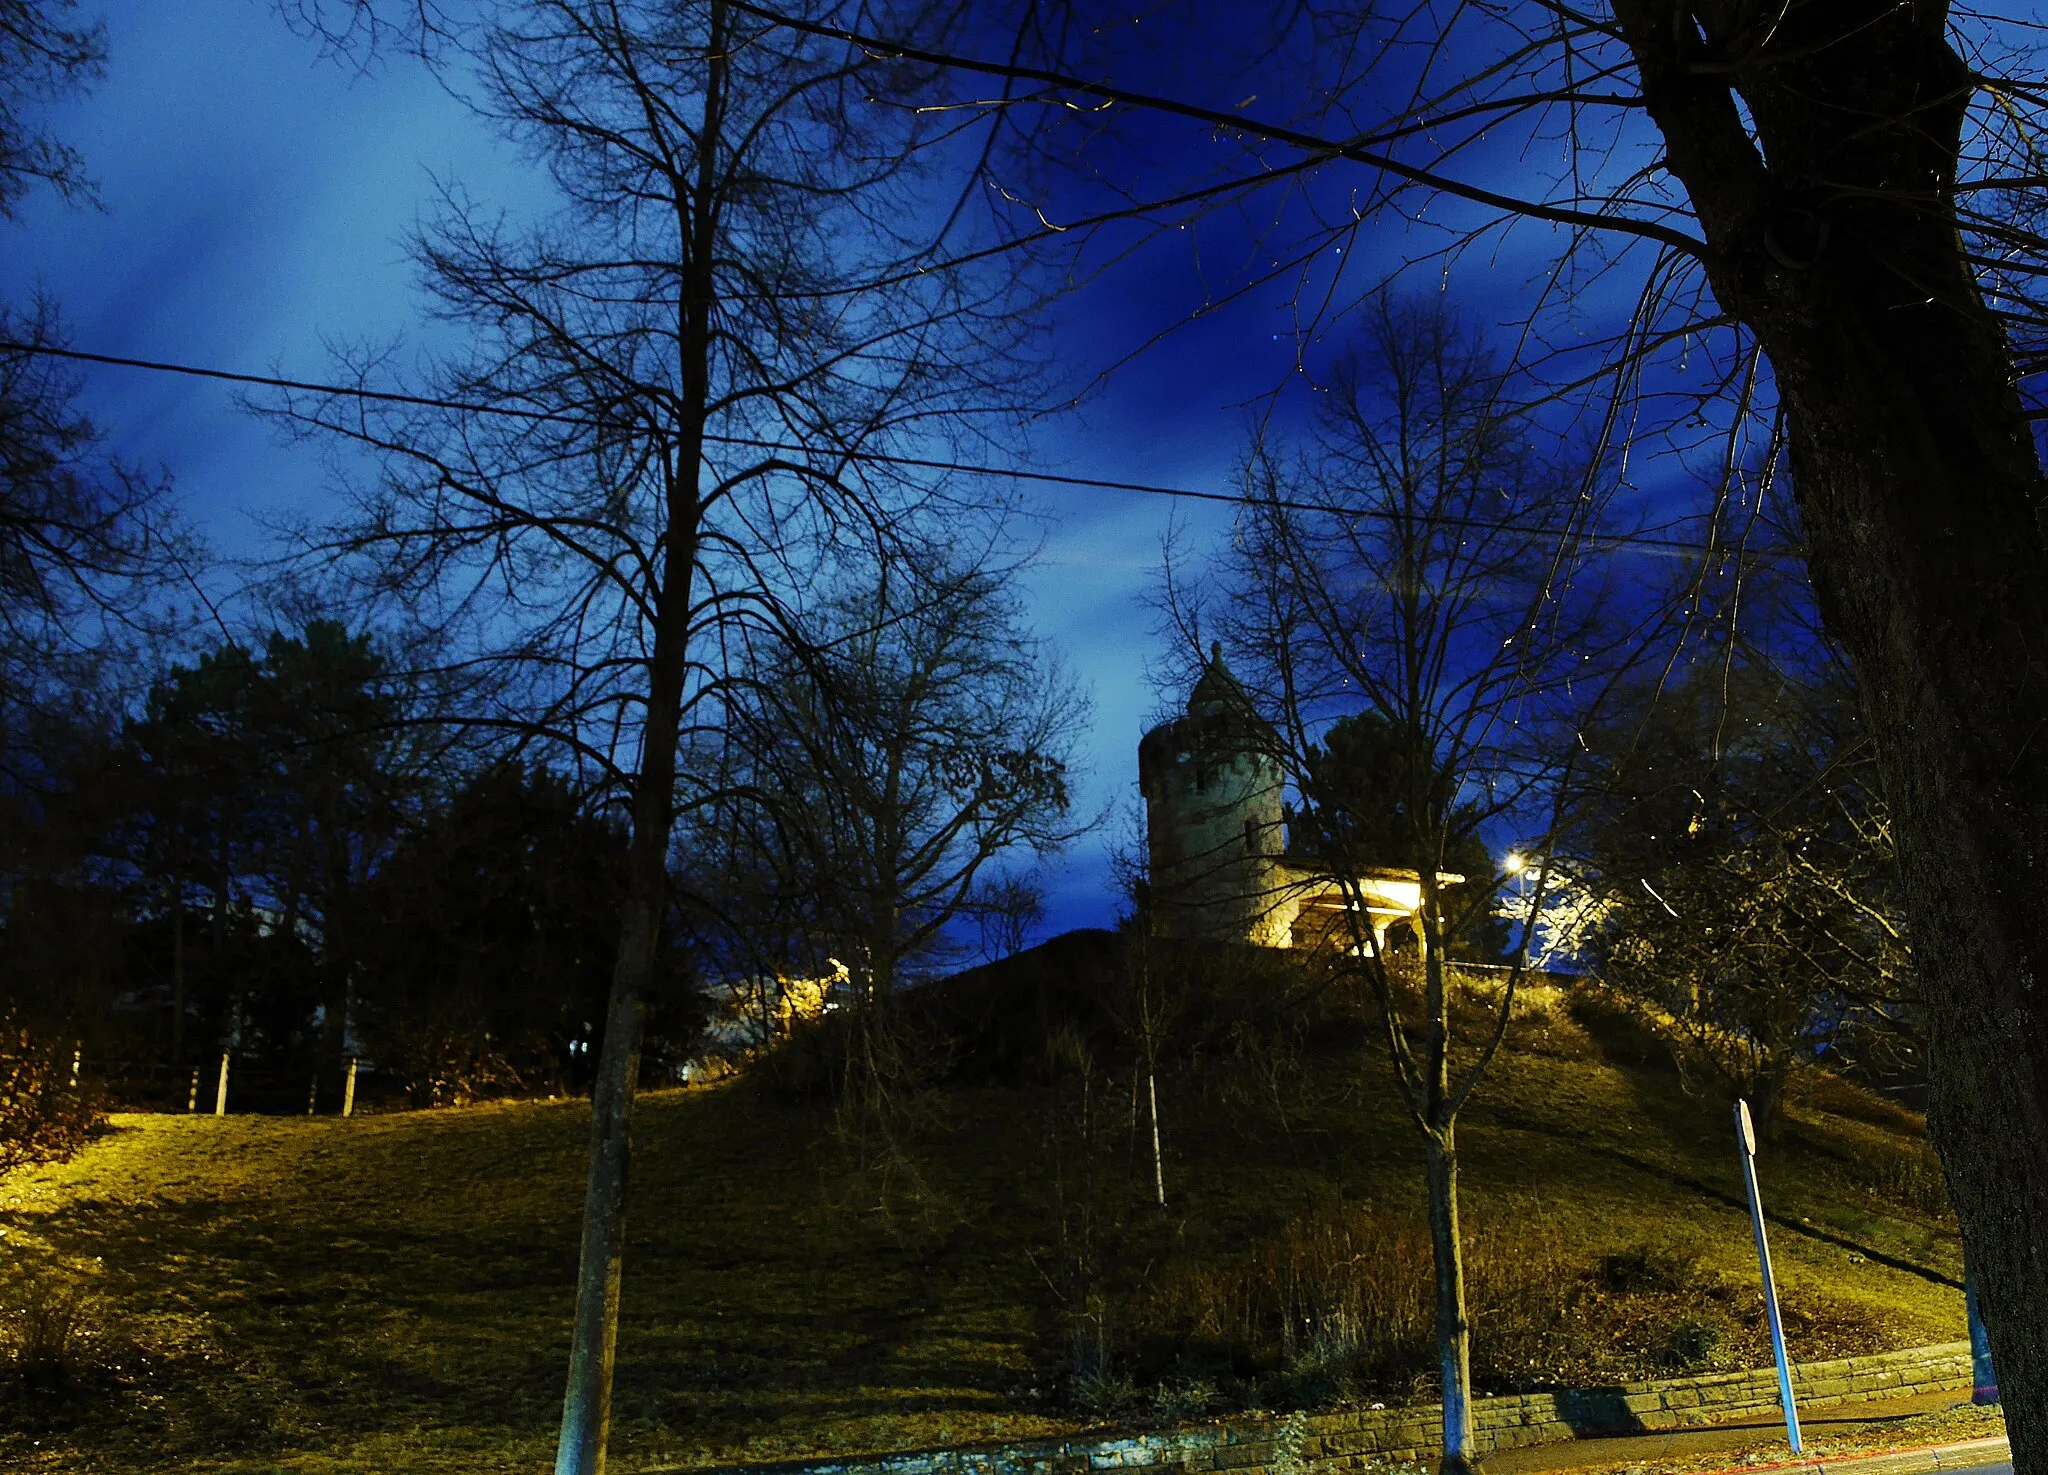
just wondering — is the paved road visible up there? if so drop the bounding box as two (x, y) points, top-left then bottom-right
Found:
(1838, 1453), (2009, 1475)
(1483, 1390), (2003, 1475)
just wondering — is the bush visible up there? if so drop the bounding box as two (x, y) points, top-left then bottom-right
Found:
(1597, 1246), (1694, 1295)
(1067, 1365), (1137, 1416)
(1149, 1371), (1222, 1421)
(1129, 1213), (1886, 1408)
(1060, 1299), (1138, 1415)
(0, 1023), (104, 1176)
(0, 1256), (109, 1388)
(1132, 1205), (1438, 1401)
(1657, 1312), (1733, 1372)
(1853, 1141), (1954, 1221)
(1271, 1341), (1356, 1411)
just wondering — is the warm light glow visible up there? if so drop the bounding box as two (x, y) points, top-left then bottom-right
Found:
(1503, 851), (1526, 877)
(1361, 875), (1423, 914)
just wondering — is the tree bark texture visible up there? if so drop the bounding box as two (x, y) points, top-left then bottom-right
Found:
(170, 887), (185, 1066)
(553, 509), (701, 1475)
(1426, 1126), (1475, 1474)
(1608, 1), (2048, 1467)
(552, 853), (655, 1475)
(1416, 923), (1476, 1475)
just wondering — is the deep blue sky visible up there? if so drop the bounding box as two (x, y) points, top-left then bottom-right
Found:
(2, 1), (1635, 936)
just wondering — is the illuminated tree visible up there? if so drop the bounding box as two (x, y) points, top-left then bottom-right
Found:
(1570, 656), (1910, 1133)
(276, 3), (1041, 1469)
(1178, 296), (1625, 1471)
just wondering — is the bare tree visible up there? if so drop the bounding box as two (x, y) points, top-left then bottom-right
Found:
(705, 548), (1089, 1194)
(974, 871), (1046, 964)
(758, 0), (2048, 1448)
(1, 8), (188, 1029)
(0, 1), (182, 771)
(269, 4), (1041, 1470)
(0, 306), (177, 752)
(1173, 297), (1631, 1472)
(1565, 650), (1912, 1132)
(737, 556), (1087, 998)
(0, 1), (103, 216)
(698, 1), (2048, 1450)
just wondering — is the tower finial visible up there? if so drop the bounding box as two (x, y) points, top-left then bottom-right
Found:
(1210, 640), (1222, 664)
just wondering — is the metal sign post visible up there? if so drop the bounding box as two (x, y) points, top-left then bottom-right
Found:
(1736, 1098), (1802, 1454)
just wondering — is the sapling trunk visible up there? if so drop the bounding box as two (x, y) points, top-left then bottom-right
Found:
(553, 498), (705, 1475)
(552, 882), (656, 1475)
(553, 508), (697, 1473)
(1148, 1069), (1166, 1210)
(1425, 1126), (1475, 1474)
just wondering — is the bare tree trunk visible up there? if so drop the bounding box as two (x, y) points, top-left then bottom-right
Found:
(1425, 1125), (1474, 1475)
(554, 504), (702, 1475)
(1420, 931), (1474, 1474)
(555, 89), (719, 1475)
(170, 885), (185, 1067)
(1605, 3), (2048, 1464)
(1147, 1068), (1165, 1211)
(214, 848), (229, 952)
(1789, 351), (2048, 1473)
(549, 0), (730, 1463)
(552, 833), (658, 1475)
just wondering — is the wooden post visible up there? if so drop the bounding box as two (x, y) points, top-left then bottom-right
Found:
(187, 1069), (199, 1112)
(342, 1057), (357, 1119)
(1148, 1070), (1166, 1210)
(214, 1052), (230, 1117)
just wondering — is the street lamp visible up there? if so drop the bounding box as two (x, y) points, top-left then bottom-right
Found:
(1502, 850), (1535, 960)
(1503, 850), (1531, 912)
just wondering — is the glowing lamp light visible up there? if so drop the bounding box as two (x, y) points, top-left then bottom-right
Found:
(1503, 851), (1526, 877)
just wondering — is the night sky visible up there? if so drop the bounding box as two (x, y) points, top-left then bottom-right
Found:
(2, 1), (1588, 936)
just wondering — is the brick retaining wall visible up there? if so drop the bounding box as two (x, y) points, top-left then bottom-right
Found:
(703, 1342), (1972, 1475)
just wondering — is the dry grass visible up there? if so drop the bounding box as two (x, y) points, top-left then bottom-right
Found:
(0, 969), (1967, 1474)
(1124, 1187), (1908, 1409)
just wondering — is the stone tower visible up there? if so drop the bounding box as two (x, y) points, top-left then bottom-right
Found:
(1137, 645), (1292, 945)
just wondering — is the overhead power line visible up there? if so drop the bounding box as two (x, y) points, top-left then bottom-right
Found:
(3, 338), (1785, 562)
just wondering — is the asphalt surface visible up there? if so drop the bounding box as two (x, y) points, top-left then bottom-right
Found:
(1482, 1390), (2002, 1475)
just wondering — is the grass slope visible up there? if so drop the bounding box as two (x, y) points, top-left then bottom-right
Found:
(0, 940), (1964, 1474)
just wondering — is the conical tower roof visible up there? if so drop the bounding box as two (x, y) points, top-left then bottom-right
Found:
(1188, 642), (1252, 718)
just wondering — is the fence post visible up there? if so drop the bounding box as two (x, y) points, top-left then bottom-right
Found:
(342, 1057), (357, 1119)
(187, 1069), (199, 1112)
(214, 1052), (230, 1117)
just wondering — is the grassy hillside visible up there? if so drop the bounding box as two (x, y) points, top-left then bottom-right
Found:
(0, 934), (1965, 1474)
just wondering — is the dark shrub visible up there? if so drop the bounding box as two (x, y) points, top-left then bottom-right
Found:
(0, 1022), (103, 1176)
